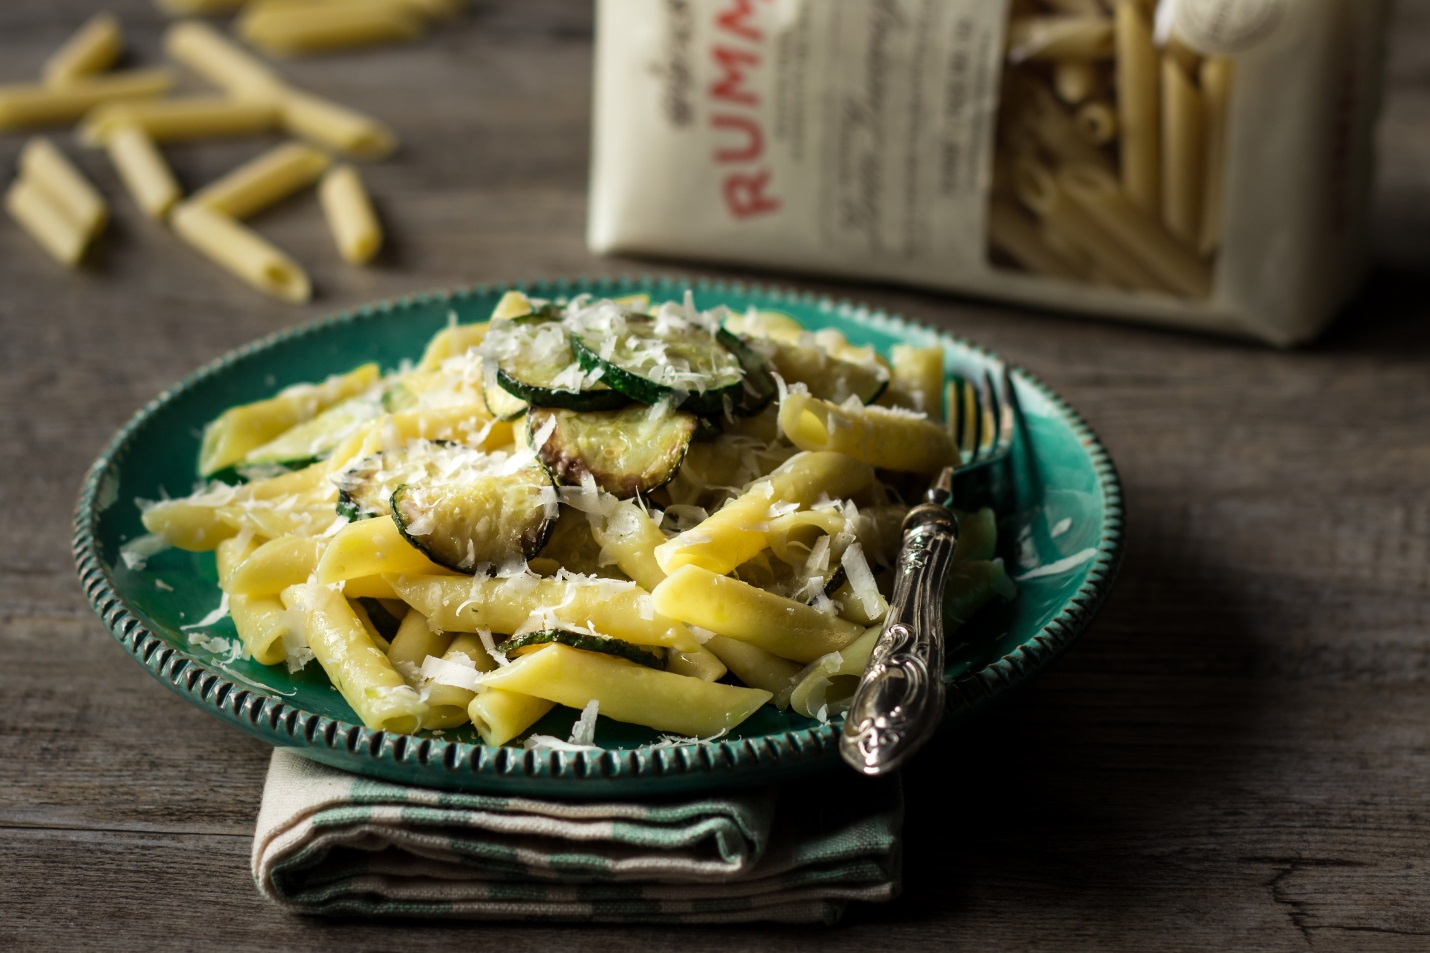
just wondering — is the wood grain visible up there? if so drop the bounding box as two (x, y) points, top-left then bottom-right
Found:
(3, 1), (1430, 950)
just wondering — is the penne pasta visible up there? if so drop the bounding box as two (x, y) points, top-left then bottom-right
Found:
(1198, 58), (1234, 256)
(1052, 60), (1099, 104)
(0, 70), (175, 131)
(468, 690), (555, 747)
(1007, 16), (1114, 63)
(279, 89), (397, 159)
(988, 197), (1083, 282)
(164, 21), (286, 99)
(787, 625), (882, 719)
(230, 595), (297, 666)
(778, 393), (958, 475)
(43, 13), (124, 87)
(5, 178), (89, 267)
(651, 566), (865, 664)
(190, 142), (331, 219)
(240, 2), (426, 56)
(1161, 55), (1206, 248)
(655, 451), (874, 577)
(318, 165), (383, 264)
(1015, 159), (1171, 292)
(226, 536), (327, 596)
(424, 633), (497, 729)
(475, 644), (772, 738)
(281, 582), (427, 733)
(104, 123), (183, 220)
(316, 515), (454, 583)
(882, 344), (946, 418)
(1057, 165), (1213, 297)
(18, 138), (108, 240)
(80, 97), (279, 146)
(155, 0), (247, 13)
(1114, 0), (1160, 214)
(386, 608), (454, 684)
(702, 634), (802, 708)
(170, 202), (313, 304)
(1075, 100), (1117, 145)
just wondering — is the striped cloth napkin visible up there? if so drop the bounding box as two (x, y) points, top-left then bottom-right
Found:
(253, 750), (903, 924)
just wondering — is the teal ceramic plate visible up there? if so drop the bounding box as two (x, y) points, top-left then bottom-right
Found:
(74, 276), (1123, 797)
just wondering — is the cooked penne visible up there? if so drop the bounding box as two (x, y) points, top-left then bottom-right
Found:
(279, 89), (397, 159)
(104, 123), (183, 220)
(702, 634), (802, 707)
(386, 608), (454, 683)
(226, 536), (327, 595)
(170, 203), (312, 304)
(1114, 0), (1160, 214)
(882, 344), (946, 418)
(315, 515), (453, 583)
(655, 451), (874, 576)
(5, 178), (89, 267)
(778, 393), (958, 475)
(318, 164), (383, 264)
(468, 690), (555, 746)
(390, 573), (696, 653)
(230, 595), (298, 666)
(425, 633), (497, 729)
(18, 138), (108, 240)
(240, 2), (426, 56)
(1161, 55), (1206, 247)
(191, 142), (331, 219)
(197, 362), (378, 475)
(0, 70), (174, 131)
(475, 644), (772, 738)
(651, 566), (865, 664)
(164, 21), (286, 99)
(281, 582), (427, 733)
(788, 625), (882, 719)
(80, 97), (279, 145)
(43, 13), (124, 87)
(1199, 58), (1234, 256)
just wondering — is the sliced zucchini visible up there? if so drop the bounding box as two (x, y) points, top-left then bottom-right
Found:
(569, 313), (748, 414)
(530, 404), (697, 499)
(241, 393), (383, 467)
(334, 439), (530, 522)
(390, 458), (556, 572)
(721, 328), (777, 415)
(482, 375), (529, 421)
(498, 629), (665, 669)
(486, 314), (628, 411)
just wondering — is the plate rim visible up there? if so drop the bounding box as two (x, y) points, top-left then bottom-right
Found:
(72, 275), (1125, 795)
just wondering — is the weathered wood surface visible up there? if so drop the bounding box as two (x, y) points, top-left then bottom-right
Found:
(2, 1), (1429, 950)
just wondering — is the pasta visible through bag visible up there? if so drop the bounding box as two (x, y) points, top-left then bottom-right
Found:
(140, 293), (1017, 744)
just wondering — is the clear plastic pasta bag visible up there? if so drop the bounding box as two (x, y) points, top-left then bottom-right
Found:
(587, 0), (1390, 346)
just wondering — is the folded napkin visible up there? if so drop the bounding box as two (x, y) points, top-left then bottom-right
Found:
(253, 749), (902, 924)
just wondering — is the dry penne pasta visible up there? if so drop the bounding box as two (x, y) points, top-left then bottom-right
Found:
(240, 2), (426, 56)
(1198, 58), (1233, 256)
(1114, 0), (1160, 214)
(169, 202), (312, 303)
(987, 197), (1081, 282)
(318, 165), (382, 263)
(42, 13), (124, 86)
(5, 178), (89, 266)
(1161, 54), (1206, 247)
(191, 142), (331, 219)
(279, 89), (397, 158)
(80, 97), (279, 145)
(104, 123), (183, 220)
(1052, 60), (1099, 104)
(1007, 16), (1114, 63)
(0, 69), (174, 131)
(1075, 100), (1117, 144)
(164, 21), (286, 99)
(18, 138), (108, 240)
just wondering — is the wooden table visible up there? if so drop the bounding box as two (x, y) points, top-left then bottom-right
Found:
(4, 1), (1429, 949)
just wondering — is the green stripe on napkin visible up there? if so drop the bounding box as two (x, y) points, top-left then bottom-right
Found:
(253, 750), (901, 924)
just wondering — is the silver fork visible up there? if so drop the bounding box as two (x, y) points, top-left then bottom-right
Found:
(839, 362), (1017, 776)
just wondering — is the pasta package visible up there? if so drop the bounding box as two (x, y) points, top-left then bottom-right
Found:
(588, 0), (1391, 346)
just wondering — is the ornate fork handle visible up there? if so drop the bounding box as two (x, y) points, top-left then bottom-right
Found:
(839, 499), (958, 776)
